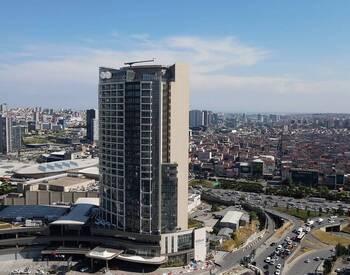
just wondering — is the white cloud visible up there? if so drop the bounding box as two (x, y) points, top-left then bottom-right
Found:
(165, 36), (269, 73)
(0, 34), (349, 112)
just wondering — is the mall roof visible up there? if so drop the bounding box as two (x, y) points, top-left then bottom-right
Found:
(47, 176), (92, 187)
(0, 159), (35, 177)
(14, 158), (98, 176)
(0, 205), (68, 221)
(50, 197), (99, 226)
(78, 166), (99, 176)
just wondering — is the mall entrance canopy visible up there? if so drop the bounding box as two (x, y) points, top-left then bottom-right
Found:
(86, 246), (123, 270)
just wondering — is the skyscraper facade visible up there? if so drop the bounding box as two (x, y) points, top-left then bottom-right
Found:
(11, 125), (23, 152)
(98, 63), (188, 234)
(0, 115), (12, 154)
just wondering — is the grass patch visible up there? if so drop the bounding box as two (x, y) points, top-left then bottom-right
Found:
(0, 182), (15, 196)
(312, 229), (350, 246)
(341, 223), (350, 234)
(275, 221), (292, 239)
(23, 135), (50, 144)
(189, 179), (215, 188)
(221, 220), (259, 251)
(219, 179), (264, 193)
(188, 218), (204, 229)
(221, 239), (236, 251)
(300, 246), (312, 253)
(275, 207), (320, 220)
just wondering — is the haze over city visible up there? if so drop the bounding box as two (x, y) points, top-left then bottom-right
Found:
(1, 1), (350, 113)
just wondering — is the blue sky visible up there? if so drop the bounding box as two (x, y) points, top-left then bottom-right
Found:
(1, 1), (350, 112)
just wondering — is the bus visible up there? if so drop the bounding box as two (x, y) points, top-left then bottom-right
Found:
(308, 197), (326, 203)
(296, 231), (306, 241)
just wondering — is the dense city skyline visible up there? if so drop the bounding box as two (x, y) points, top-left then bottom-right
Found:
(1, 1), (350, 112)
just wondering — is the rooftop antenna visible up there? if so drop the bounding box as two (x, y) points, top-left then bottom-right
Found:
(124, 58), (155, 67)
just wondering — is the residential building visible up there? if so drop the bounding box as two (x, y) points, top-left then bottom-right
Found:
(189, 110), (203, 128)
(203, 110), (212, 127)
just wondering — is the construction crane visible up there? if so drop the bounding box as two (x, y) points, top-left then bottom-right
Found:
(124, 59), (155, 67)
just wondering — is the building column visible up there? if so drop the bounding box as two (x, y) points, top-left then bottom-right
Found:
(15, 233), (18, 260)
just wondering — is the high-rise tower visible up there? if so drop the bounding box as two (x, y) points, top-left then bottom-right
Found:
(98, 63), (189, 235)
(86, 109), (98, 144)
(0, 115), (12, 154)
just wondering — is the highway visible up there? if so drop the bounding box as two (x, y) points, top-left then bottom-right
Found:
(194, 187), (347, 274)
(216, 211), (276, 273)
(284, 246), (333, 275)
(216, 207), (304, 275)
(254, 209), (302, 275)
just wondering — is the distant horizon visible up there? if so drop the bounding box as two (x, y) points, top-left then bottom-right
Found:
(3, 104), (350, 116)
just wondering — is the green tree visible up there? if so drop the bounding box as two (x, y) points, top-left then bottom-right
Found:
(335, 243), (347, 257)
(211, 204), (220, 212)
(249, 211), (258, 222)
(337, 207), (344, 216)
(323, 259), (333, 275)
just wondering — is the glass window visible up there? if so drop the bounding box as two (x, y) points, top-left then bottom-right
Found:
(178, 233), (193, 251)
(142, 90), (151, 97)
(141, 83), (151, 89)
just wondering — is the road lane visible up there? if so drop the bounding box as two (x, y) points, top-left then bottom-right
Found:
(284, 247), (333, 275)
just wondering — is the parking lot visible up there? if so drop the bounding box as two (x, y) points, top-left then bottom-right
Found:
(0, 259), (78, 275)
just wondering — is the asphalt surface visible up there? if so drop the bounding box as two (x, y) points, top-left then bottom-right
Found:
(284, 246), (333, 275)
